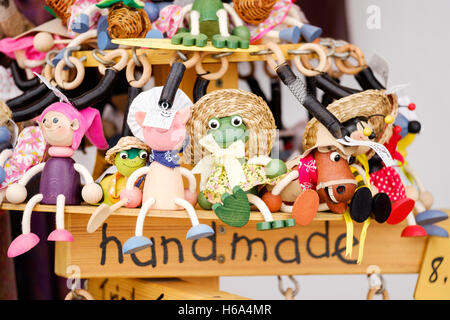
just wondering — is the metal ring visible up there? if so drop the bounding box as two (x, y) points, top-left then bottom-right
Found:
(333, 51), (351, 59)
(277, 275), (300, 298)
(212, 52), (234, 59)
(250, 49), (273, 56)
(92, 49), (116, 66)
(46, 49), (60, 67)
(176, 50), (188, 62)
(288, 49), (313, 56)
(132, 47), (143, 68)
(64, 46), (81, 69)
(195, 52), (229, 81)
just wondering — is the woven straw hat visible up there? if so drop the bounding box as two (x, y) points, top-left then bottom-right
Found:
(184, 89), (277, 165)
(105, 136), (150, 164)
(302, 90), (398, 157)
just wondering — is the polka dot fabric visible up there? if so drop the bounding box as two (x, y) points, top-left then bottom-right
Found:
(370, 166), (406, 201)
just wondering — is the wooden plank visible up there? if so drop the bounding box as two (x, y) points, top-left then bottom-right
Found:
(53, 212), (426, 278)
(414, 218), (450, 300)
(1, 202), (342, 221)
(87, 277), (247, 300)
(73, 44), (304, 67)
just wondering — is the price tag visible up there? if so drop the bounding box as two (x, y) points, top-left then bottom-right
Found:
(337, 136), (396, 167)
(414, 218), (450, 300)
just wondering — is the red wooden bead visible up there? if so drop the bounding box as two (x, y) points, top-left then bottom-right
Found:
(262, 192), (282, 213)
(394, 125), (402, 134)
(408, 103), (416, 111)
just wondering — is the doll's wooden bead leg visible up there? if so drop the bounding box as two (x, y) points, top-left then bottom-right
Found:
(7, 194), (43, 257)
(248, 194), (295, 231)
(291, 189), (319, 226)
(401, 212), (427, 237)
(175, 198), (214, 240)
(48, 195), (74, 242)
(123, 198), (155, 255)
(283, 16), (322, 43)
(386, 197), (415, 225)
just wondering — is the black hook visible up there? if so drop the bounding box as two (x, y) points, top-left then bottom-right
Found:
(275, 62), (348, 139)
(9, 60), (40, 91)
(159, 62), (186, 109)
(354, 66), (385, 90)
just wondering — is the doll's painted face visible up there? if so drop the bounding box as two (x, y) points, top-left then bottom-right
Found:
(207, 115), (249, 148)
(343, 117), (376, 155)
(115, 148), (148, 177)
(40, 111), (78, 147)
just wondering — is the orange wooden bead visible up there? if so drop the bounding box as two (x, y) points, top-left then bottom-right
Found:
(262, 192), (282, 213)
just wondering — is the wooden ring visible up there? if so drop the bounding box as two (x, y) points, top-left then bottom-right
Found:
(195, 52), (229, 81)
(126, 54), (152, 88)
(334, 44), (366, 75)
(264, 42), (286, 71)
(169, 51), (200, 69)
(55, 56), (85, 90)
(64, 289), (95, 300)
(43, 64), (55, 82)
(293, 43), (328, 77)
(98, 49), (129, 75)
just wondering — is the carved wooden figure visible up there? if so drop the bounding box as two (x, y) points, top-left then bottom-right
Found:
(6, 102), (108, 257)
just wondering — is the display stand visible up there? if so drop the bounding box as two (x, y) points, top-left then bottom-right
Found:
(2, 45), (437, 299)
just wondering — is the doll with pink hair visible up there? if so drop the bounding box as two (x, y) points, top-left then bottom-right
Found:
(6, 102), (109, 258)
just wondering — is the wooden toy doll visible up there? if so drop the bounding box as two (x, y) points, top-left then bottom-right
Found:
(6, 102), (108, 258)
(185, 89), (294, 230)
(96, 87), (214, 255)
(86, 136), (150, 233)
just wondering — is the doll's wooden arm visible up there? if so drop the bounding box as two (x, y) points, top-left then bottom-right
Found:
(125, 166), (149, 191)
(5, 162), (45, 204)
(180, 167), (197, 193)
(0, 149), (13, 166)
(402, 163), (426, 193)
(223, 3), (244, 27)
(119, 166), (149, 208)
(17, 162), (45, 186)
(271, 170), (299, 196)
(74, 163), (102, 204)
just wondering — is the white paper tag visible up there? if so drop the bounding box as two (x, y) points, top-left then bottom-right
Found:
(369, 53), (390, 87)
(128, 87), (192, 132)
(33, 72), (70, 103)
(337, 136), (396, 167)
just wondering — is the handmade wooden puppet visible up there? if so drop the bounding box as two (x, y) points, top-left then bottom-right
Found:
(265, 90), (400, 226)
(6, 101), (109, 258)
(170, 0), (251, 48)
(185, 89), (294, 230)
(98, 136), (150, 205)
(394, 98), (447, 237)
(90, 87), (214, 255)
(86, 136), (150, 232)
(232, 0), (322, 43)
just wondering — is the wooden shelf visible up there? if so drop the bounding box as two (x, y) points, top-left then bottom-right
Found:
(72, 43), (304, 67)
(0, 202), (343, 221)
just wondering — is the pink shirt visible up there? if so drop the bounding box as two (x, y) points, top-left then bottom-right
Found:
(297, 154), (318, 190)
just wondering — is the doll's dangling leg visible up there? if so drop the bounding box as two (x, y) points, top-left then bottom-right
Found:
(7, 194), (43, 257)
(48, 195), (74, 242)
(123, 198), (155, 255)
(174, 198), (214, 240)
(247, 194), (295, 231)
(291, 189), (319, 226)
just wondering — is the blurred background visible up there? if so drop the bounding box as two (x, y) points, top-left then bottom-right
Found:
(1, 0), (449, 300)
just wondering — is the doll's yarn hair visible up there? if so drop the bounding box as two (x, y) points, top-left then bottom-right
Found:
(45, 0), (76, 26)
(40, 102), (109, 151)
(107, 3), (151, 39)
(303, 89), (398, 159)
(233, 0), (277, 25)
(184, 89), (276, 165)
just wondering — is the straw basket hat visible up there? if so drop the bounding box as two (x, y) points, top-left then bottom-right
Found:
(302, 90), (398, 158)
(184, 89), (277, 165)
(105, 136), (150, 165)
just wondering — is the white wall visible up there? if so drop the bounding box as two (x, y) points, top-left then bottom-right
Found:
(220, 0), (449, 300)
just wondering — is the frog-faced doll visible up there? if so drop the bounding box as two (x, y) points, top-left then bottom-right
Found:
(186, 89), (294, 230)
(98, 136), (150, 206)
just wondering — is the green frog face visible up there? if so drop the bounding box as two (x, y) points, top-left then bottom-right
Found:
(115, 148), (148, 176)
(207, 115), (249, 148)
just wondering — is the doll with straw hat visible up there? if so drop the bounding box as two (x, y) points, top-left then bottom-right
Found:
(99, 136), (150, 206)
(186, 88), (295, 230)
